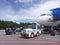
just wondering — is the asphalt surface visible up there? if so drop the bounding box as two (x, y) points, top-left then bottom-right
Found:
(0, 30), (60, 45)
(0, 33), (60, 45)
(40, 34), (60, 42)
(0, 30), (5, 34)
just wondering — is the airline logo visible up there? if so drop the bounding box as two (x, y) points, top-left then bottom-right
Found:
(48, 18), (53, 22)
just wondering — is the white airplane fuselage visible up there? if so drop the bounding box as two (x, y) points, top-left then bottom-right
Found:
(37, 14), (59, 26)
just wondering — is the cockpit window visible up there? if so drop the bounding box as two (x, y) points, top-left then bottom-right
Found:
(40, 14), (46, 16)
(40, 14), (52, 16)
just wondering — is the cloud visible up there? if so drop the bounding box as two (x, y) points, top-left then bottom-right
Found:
(15, 0), (32, 3)
(17, 0), (60, 20)
(22, 0), (60, 16)
(0, 0), (60, 23)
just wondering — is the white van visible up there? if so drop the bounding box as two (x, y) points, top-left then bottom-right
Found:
(20, 28), (41, 38)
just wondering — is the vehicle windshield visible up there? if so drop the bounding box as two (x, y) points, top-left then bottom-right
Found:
(40, 14), (52, 16)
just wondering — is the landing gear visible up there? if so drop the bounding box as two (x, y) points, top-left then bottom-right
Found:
(50, 27), (56, 36)
(50, 30), (56, 36)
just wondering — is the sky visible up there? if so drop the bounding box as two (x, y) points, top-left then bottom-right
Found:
(0, 0), (60, 23)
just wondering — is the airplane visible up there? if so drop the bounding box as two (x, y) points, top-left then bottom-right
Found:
(36, 8), (60, 32)
(37, 14), (59, 27)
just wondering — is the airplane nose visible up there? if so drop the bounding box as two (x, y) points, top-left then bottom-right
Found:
(37, 17), (43, 23)
(37, 17), (41, 21)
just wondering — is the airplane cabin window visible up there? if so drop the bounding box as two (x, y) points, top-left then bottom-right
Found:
(40, 14), (52, 16)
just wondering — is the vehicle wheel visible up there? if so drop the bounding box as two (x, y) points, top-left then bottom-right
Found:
(30, 33), (34, 38)
(36, 32), (39, 36)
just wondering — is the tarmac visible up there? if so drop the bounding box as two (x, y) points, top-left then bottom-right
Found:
(0, 32), (60, 45)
